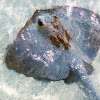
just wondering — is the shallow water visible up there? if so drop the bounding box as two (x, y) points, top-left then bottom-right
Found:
(0, 0), (100, 100)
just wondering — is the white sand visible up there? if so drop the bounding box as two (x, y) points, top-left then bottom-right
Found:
(0, 0), (100, 100)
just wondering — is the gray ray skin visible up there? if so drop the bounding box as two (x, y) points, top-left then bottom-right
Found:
(6, 6), (100, 100)
(32, 6), (100, 62)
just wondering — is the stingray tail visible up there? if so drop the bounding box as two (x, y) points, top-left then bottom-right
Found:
(71, 63), (99, 100)
(78, 75), (99, 100)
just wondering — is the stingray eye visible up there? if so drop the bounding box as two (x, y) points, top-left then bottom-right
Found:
(54, 15), (58, 18)
(38, 19), (43, 26)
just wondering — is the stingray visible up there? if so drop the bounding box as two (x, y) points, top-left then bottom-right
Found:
(6, 6), (100, 100)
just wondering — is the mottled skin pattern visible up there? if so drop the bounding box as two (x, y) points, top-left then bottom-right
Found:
(38, 15), (71, 50)
(6, 6), (100, 100)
